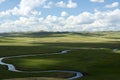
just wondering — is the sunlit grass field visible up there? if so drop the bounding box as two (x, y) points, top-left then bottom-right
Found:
(0, 31), (120, 80)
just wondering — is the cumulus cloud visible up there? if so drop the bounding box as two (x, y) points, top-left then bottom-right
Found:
(81, 9), (120, 31)
(0, 0), (120, 32)
(43, 1), (53, 8)
(105, 2), (119, 8)
(1, 8), (120, 32)
(90, 0), (104, 3)
(0, 0), (5, 4)
(42, 9), (120, 31)
(67, 0), (77, 8)
(12, 0), (46, 16)
(0, 16), (48, 33)
(0, 0), (46, 17)
(56, 1), (66, 8)
(56, 0), (77, 8)
(61, 11), (68, 17)
(0, 10), (11, 17)
(0, 0), (77, 17)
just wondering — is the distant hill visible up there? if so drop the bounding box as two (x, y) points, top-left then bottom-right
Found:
(0, 31), (120, 38)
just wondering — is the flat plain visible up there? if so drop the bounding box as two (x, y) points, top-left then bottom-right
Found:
(0, 31), (120, 80)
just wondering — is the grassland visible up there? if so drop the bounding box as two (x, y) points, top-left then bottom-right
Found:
(0, 31), (120, 80)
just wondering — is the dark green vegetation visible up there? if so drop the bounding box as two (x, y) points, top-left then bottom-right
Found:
(0, 31), (120, 80)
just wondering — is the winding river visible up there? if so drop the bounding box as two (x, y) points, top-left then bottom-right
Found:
(0, 50), (83, 80)
(0, 48), (118, 79)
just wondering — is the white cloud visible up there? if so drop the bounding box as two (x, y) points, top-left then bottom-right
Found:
(0, 0), (46, 17)
(46, 9), (120, 31)
(0, 0), (77, 18)
(1, 9), (120, 32)
(90, 0), (104, 3)
(61, 11), (68, 17)
(81, 9), (120, 31)
(67, 0), (77, 8)
(31, 10), (41, 16)
(0, 16), (48, 33)
(105, 2), (119, 8)
(0, 0), (5, 4)
(12, 0), (46, 16)
(43, 1), (53, 8)
(56, 0), (77, 8)
(56, 1), (66, 8)
(0, 10), (11, 17)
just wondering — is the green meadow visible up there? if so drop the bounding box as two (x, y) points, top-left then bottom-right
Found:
(0, 31), (120, 80)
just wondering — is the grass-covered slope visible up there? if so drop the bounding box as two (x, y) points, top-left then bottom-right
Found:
(0, 31), (120, 80)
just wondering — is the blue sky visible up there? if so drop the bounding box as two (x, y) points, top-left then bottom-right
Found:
(0, 0), (120, 33)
